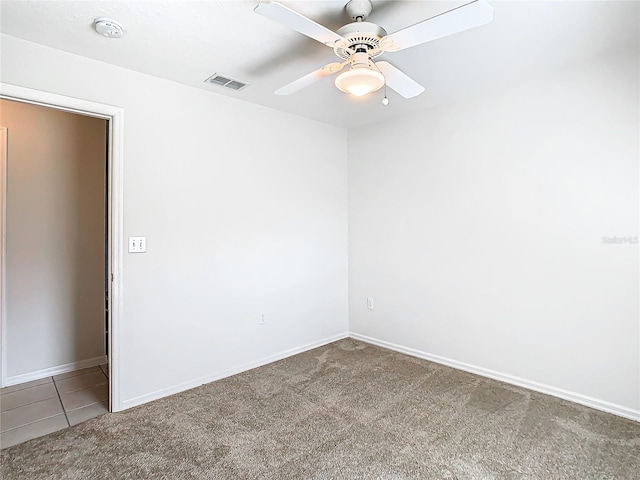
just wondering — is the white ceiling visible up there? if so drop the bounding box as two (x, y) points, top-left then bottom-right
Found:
(1, 1), (638, 128)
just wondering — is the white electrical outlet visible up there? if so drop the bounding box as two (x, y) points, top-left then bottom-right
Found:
(259, 313), (266, 324)
(128, 236), (147, 253)
(367, 297), (374, 309)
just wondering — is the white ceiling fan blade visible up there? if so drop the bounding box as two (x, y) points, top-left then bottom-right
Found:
(376, 61), (425, 98)
(275, 61), (347, 95)
(380, 0), (493, 53)
(255, 2), (345, 46)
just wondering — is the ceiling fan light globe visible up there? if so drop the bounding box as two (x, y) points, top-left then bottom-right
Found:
(335, 68), (385, 97)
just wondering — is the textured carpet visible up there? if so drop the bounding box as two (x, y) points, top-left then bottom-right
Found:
(1, 339), (639, 479)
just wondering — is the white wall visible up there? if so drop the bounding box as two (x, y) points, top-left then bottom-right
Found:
(348, 48), (639, 417)
(0, 34), (349, 408)
(1, 100), (106, 378)
(3, 33), (636, 419)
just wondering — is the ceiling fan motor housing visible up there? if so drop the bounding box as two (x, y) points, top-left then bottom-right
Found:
(334, 22), (387, 60)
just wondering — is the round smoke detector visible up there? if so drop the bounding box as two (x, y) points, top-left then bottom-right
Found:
(93, 17), (124, 38)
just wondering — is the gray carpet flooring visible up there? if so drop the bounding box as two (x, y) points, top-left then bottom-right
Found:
(1, 339), (639, 479)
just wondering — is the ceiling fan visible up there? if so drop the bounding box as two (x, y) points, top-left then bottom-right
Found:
(254, 0), (493, 101)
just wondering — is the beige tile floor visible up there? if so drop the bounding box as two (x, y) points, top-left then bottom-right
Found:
(0, 364), (109, 449)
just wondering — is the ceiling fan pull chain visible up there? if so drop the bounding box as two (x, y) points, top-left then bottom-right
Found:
(370, 61), (389, 105)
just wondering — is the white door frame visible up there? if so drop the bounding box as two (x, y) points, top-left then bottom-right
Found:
(0, 83), (124, 412)
(0, 126), (6, 393)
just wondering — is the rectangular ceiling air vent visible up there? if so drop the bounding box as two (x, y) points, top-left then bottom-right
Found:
(205, 74), (249, 91)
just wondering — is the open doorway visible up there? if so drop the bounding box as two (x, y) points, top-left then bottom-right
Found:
(0, 84), (123, 447)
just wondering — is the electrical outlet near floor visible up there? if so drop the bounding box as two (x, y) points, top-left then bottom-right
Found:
(367, 297), (374, 309)
(259, 313), (266, 324)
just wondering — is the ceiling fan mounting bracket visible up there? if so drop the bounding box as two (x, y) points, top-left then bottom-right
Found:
(345, 0), (373, 22)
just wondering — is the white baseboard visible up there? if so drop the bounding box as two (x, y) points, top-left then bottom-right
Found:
(349, 332), (640, 423)
(121, 332), (349, 411)
(4, 355), (108, 386)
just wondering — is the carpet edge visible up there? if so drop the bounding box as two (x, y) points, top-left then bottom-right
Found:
(349, 331), (640, 423)
(119, 332), (349, 411)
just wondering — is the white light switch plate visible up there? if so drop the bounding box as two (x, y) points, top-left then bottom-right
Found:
(367, 297), (374, 309)
(128, 236), (147, 253)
